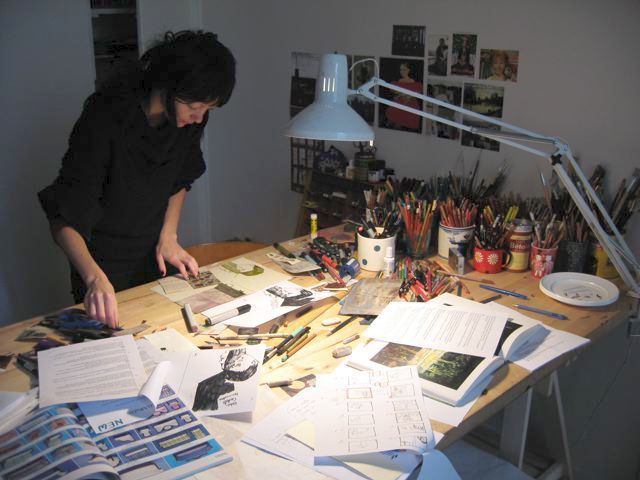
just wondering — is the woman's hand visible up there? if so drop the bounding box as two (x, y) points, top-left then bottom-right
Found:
(85, 275), (119, 328)
(156, 234), (199, 280)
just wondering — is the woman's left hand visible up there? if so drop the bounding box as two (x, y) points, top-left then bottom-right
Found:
(156, 234), (199, 279)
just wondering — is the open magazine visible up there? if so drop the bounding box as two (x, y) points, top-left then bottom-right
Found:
(349, 295), (548, 406)
(0, 385), (231, 480)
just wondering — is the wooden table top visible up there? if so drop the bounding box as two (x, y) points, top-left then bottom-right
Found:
(0, 233), (635, 452)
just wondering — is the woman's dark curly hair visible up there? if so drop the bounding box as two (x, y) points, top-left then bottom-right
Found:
(139, 30), (236, 109)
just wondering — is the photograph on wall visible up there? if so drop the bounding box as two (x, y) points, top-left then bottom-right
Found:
(378, 57), (424, 134)
(461, 116), (501, 152)
(290, 52), (321, 118)
(391, 25), (426, 57)
(425, 80), (462, 140)
(479, 49), (519, 82)
(427, 35), (449, 76)
(450, 33), (478, 77)
(463, 82), (504, 118)
(347, 54), (376, 125)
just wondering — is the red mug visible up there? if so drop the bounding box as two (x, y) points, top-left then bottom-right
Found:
(473, 248), (511, 274)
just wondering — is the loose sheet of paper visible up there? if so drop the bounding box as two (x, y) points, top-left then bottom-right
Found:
(314, 366), (434, 456)
(243, 387), (419, 480)
(365, 302), (507, 358)
(164, 344), (265, 416)
(143, 327), (199, 352)
(201, 280), (333, 329)
(38, 335), (147, 407)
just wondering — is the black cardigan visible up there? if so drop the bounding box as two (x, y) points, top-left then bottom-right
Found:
(39, 90), (206, 289)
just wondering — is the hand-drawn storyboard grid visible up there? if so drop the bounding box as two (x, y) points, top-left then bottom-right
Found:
(313, 366), (434, 456)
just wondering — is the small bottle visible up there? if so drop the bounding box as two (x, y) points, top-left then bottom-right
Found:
(345, 158), (355, 180)
(310, 213), (318, 240)
(383, 246), (395, 277)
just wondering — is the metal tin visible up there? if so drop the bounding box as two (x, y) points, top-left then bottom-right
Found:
(506, 220), (532, 272)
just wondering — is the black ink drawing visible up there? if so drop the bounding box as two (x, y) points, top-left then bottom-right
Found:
(266, 285), (313, 307)
(192, 348), (259, 411)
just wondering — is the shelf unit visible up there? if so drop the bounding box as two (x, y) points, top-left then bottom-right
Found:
(295, 169), (381, 236)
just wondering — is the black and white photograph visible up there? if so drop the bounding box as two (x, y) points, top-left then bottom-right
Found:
(427, 35), (449, 76)
(426, 80), (462, 140)
(391, 25), (426, 57)
(290, 51), (320, 118)
(347, 54), (376, 125)
(378, 57), (424, 134)
(450, 33), (478, 77)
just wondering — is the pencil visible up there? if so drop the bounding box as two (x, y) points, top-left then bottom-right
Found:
(282, 332), (317, 361)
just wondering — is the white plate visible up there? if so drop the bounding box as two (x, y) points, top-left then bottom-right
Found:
(539, 272), (619, 307)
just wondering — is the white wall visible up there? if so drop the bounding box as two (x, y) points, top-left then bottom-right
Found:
(202, 0), (640, 255)
(0, 0), (95, 325)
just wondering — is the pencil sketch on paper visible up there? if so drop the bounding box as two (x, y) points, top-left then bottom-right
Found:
(395, 412), (423, 424)
(347, 388), (373, 399)
(393, 399), (419, 411)
(193, 348), (259, 411)
(348, 414), (374, 425)
(348, 426), (376, 439)
(349, 439), (378, 453)
(348, 401), (373, 412)
(390, 384), (415, 398)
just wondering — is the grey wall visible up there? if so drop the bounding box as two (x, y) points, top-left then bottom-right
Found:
(201, 0), (640, 256)
(0, 0), (95, 325)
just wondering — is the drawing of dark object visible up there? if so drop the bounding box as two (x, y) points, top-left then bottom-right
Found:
(266, 285), (313, 307)
(193, 348), (259, 411)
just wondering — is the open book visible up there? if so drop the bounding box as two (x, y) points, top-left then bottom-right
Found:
(350, 295), (547, 406)
(0, 385), (231, 480)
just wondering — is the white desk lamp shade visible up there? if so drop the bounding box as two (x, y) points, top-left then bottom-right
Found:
(285, 54), (374, 141)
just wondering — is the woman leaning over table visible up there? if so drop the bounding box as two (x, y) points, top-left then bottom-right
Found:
(38, 31), (236, 329)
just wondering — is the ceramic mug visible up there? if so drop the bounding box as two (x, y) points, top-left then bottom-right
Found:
(473, 248), (511, 274)
(530, 244), (558, 279)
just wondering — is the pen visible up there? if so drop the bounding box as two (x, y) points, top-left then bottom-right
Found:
(204, 304), (251, 327)
(284, 332), (309, 354)
(479, 284), (529, 300)
(329, 316), (358, 336)
(513, 304), (568, 320)
(183, 303), (199, 333)
(277, 327), (309, 355)
(260, 379), (293, 388)
(273, 242), (296, 259)
(480, 294), (502, 304)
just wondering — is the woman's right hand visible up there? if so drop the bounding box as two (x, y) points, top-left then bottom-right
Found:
(84, 275), (119, 329)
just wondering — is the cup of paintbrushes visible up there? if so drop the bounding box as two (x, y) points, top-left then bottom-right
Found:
(530, 242), (558, 279)
(555, 240), (589, 273)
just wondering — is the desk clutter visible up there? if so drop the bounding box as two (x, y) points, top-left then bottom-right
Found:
(1, 160), (635, 479)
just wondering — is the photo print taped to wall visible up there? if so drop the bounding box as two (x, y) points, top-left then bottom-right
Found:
(425, 79), (462, 141)
(450, 33), (478, 77)
(461, 82), (504, 151)
(347, 54), (376, 125)
(479, 49), (519, 82)
(427, 34), (449, 76)
(378, 57), (425, 134)
(391, 25), (426, 57)
(290, 52), (321, 118)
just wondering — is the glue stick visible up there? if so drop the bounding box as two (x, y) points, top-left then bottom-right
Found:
(310, 213), (318, 240)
